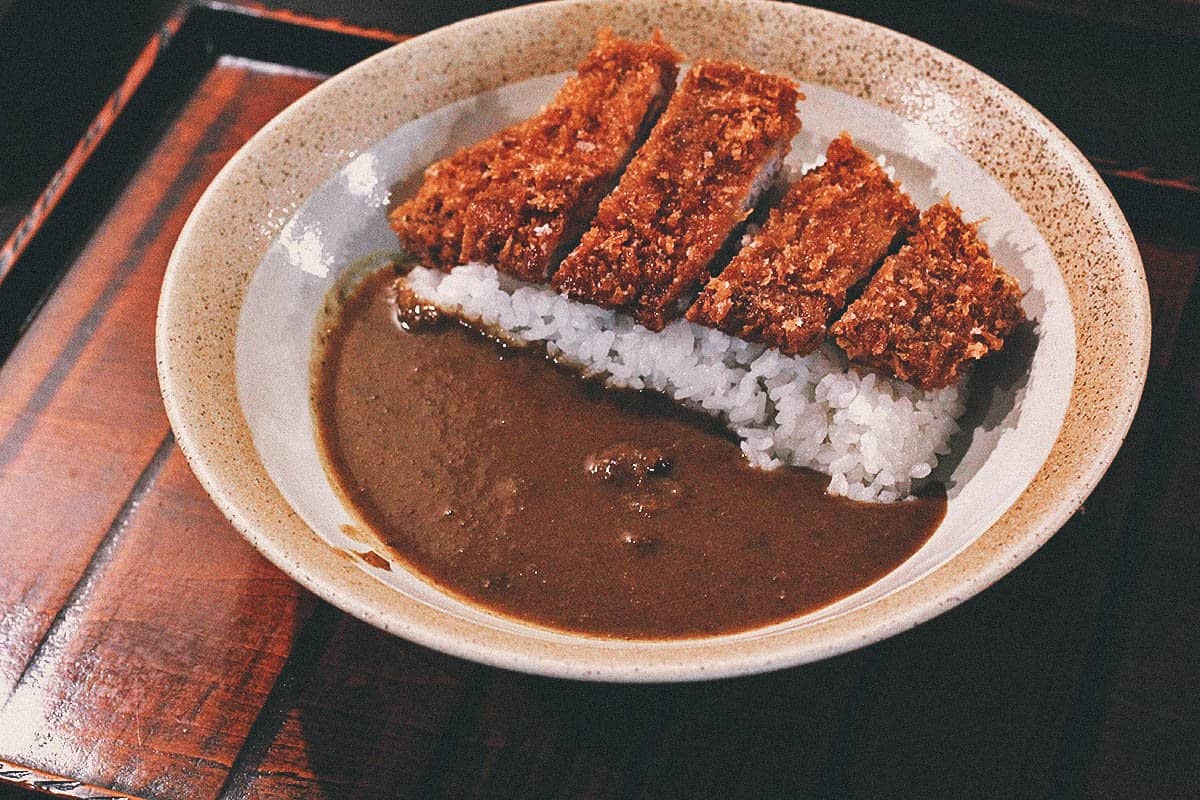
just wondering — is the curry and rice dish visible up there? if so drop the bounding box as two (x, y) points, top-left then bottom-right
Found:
(313, 31), (1025, 638)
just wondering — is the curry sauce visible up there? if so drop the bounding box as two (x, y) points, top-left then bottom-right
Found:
(313, 268), (945, 639)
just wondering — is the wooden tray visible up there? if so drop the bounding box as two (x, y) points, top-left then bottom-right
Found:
(0, 2), (1196, 797)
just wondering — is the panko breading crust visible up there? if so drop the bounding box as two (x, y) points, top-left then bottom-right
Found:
(831, 201), (1025, 389)
(688, 134), (917, 354)
(552, 60), (802, 330)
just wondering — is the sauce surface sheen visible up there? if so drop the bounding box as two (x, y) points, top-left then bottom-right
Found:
(314, 269), (945, 639)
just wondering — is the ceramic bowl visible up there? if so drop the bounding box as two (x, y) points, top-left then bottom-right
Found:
(157, 0), (1149, 681)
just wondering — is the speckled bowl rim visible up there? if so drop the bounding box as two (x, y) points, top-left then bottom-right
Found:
(157, 0), (1149, 682)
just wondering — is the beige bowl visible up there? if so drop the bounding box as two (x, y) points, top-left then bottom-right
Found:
(157, 0), (1149, 681)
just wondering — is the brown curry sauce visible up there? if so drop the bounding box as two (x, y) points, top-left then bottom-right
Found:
(313, 268), (945, 639)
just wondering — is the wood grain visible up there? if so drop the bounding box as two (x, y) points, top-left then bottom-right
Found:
(0, 57), (323, 799)
(0, 755), (142, 799)
(0, 448), (316, 798)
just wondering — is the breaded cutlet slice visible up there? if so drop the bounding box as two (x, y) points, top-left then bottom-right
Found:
(388, 120), (529, 270)
(687, 134), (917, 354)
(830, 201), (1025, 389)
(389, 31), (681, 273)
(458, 31), (682, 282)
(552, 60), (802, 330)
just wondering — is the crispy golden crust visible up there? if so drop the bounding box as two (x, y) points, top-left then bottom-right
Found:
(387, 123), (527, 270)
(388, 31), (681, 276)
(830, 201), (1025, 389)
(687, 134), (917, 354)
(459, 32), (681, 281)
(551, 60), (802, 330)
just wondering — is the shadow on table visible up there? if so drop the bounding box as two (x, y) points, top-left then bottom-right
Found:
(284, 580), (1082, 800)
(289, 616), (886, 798)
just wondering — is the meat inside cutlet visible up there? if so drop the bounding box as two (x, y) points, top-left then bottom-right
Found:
(388, 31), (681, 276)
(830, 201), (1025, 389)
(458, 32), (681, 282)
(687, 134), (917, 354)
(552, 60), (802, 331)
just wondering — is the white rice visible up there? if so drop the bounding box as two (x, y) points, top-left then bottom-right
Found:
(405, 263), (965, 502)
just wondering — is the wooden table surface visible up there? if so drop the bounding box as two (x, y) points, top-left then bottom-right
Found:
(0, 2), (1196, 798)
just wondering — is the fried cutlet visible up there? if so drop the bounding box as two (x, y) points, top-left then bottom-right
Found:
(551, 60), (802, 330)
(388, 31), (680, 275)
(387, 122), (526, 270)
(687, 134), (917, 354)
(458, 31), (681, 282)
(830, 200), (1025, 389)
